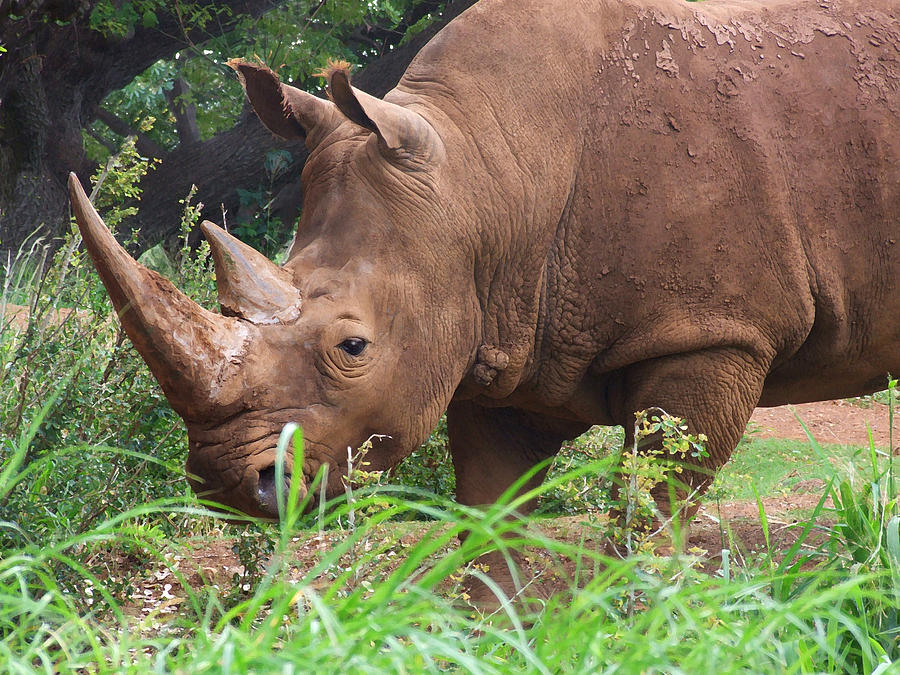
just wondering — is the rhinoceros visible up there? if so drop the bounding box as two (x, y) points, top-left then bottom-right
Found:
(70, 0), (900, 534)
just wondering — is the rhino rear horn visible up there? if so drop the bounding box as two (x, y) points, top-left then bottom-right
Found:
(325, 66), (444, 165)
(200, 220), (301, 325)
(68, 173), (252, 419)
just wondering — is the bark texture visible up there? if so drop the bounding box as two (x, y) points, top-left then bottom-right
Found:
(1, 0), (285, 250)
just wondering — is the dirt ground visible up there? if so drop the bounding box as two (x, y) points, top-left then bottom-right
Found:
(692, 399), (897, 574)
(749, 399), (899, 449)
(119, 400), (892, 616)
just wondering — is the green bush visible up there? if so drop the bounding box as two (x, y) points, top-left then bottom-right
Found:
(536, 426), (621, 516)
(0, 142), (216, 550)
(389, 414), (456, 500)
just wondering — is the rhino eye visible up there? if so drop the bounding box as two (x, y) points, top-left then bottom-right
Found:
(338, 338), (368, 356)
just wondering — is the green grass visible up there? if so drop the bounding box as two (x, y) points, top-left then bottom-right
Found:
(1, 458), (897, 673)
(710, 436), (893, 502)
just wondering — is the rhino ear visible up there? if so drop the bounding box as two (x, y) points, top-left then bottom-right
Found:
(228, 59), (341, 151)
(325, 66), (444, 165)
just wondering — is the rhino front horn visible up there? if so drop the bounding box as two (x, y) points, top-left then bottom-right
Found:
(68, 173), (253, 418)
(200, 220), (301, 325)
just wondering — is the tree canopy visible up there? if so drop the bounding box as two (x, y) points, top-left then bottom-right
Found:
(0, 0), (475, 255)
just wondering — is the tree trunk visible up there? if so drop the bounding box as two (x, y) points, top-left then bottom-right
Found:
(0, 0), (478, 256)
(94, 107), (166, 159)
(0, 0), (287, 256)
(165, 77), (202, 148)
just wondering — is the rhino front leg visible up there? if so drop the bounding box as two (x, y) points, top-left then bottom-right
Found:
(446, 400), (586, 602)
(614, 346), (771, 525)
(447, 400), (583, 510)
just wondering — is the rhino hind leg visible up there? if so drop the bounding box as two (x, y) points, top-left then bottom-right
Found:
(613, 346), (771, 531)
(446, 400), (588, 603)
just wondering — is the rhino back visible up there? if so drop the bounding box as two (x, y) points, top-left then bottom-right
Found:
(398, 0), (900, 415)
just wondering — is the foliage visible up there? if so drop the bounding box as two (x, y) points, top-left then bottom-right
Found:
(814, 379), (898, 668)
(0, 142), (208, 555)
(389, 414), (456, 503)
(87, 0), (444, 160)
(89, 128), (160, 229)
(598, 409), (710, 554)
(89, 0), (167, 38)
(229, 149), (295, 257)
(536, 425), (621, 516)
(848, 386), (900, 409)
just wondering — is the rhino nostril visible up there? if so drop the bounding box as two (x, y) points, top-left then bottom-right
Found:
(256, 466), (291, 517)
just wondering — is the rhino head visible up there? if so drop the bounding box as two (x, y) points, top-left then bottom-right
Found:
(69, 62), (478, 518)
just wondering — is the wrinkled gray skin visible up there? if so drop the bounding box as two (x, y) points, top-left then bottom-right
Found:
(73, 0), (900, 566)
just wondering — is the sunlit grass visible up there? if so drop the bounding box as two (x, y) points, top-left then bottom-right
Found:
(2, 410), (897, 672)
(709, 435), (895, 504)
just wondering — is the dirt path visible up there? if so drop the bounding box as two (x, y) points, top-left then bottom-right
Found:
(749, 399), (898, 449)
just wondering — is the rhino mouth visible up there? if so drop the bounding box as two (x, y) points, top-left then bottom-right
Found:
(189, 463), (308, 520)
(255, 464), (306, 517)
(252, 450), (351, 518)
(187, 434), (346, 520)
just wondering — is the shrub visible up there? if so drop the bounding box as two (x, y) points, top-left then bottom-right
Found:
(389, 414), (455, 501)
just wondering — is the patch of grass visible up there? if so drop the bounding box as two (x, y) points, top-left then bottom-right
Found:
(711, 436), (893, 503)
(2, 437), (896, 673)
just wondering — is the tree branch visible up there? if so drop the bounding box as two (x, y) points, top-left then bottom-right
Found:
(164, 76), (201, 147)
(129, 0), (480, 249)
(94, 107), (167, 159)
(86, 128), (119, 154)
